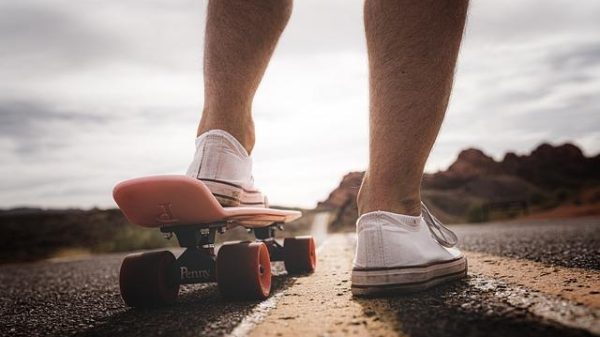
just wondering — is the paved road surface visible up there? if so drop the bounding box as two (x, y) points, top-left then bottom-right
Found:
(1, 216), (598, 337)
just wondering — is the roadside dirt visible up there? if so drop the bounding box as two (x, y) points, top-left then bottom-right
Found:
(465, 251), (600, 308)
(523, 203), (600, 220)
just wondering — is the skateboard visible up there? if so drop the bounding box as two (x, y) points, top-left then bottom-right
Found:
(113, 175), (316, 307)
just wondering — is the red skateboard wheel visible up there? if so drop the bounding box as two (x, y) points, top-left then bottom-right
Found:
(119, 250), (179, 307)
(216, 242), (271, 299)
(283, 236), (317, 275)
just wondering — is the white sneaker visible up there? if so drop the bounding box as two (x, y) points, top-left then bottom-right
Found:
(351, 202), (467, 295)
(185, 129), (267, 207)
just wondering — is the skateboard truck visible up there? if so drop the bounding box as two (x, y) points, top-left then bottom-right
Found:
(159, 222), (288, 285)
(160, 223), (222, 284)
(253, 226), (286, 261)
(120, 221), (316, 307)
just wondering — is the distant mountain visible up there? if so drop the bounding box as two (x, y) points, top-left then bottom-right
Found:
(319, 143), (600, 229)
(424, 143), (599, 191)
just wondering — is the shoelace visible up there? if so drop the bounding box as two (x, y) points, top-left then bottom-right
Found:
(421, 202), (458, 248)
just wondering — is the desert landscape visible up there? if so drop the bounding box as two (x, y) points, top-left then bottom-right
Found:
(1, 142), (598, 265)
(320, 142), (600, 230)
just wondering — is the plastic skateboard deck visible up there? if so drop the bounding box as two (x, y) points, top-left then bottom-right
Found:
(113, 175), (301, 228)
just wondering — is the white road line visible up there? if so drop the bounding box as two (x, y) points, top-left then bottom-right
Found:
(471, 274), (600, 334)
(226, 212), (331, 337)
(227, 291), (287, 337)
(310, 211), (331, 244)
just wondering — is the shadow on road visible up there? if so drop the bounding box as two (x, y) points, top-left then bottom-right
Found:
(354, 275), (595, 337)
(75, 273), (294, 337)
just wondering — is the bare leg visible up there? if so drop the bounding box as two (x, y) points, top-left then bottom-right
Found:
(358, 0), (469, 216)
(198, 0), (292, 153)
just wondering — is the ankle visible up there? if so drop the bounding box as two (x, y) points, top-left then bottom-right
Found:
(197, 109), (255, 154)
(357, 173), (422, 216)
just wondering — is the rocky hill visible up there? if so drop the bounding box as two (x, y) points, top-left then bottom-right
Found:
(319, 143), (600, 229)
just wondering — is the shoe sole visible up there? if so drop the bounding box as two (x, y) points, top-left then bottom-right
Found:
(351, 255), (467, 296)
(200, 178), (266, 207)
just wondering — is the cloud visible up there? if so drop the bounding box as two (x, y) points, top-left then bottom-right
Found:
(0, 0), (206, 83)
(547, 42), (600, 71)
(432, 35), (600, 167)
(0, 100), (109, 156)
(464, 0), (600, 44)
(0, 0), (599, 208)
(0, 3), (123, 78)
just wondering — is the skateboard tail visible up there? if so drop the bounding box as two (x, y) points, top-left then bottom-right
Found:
(113, 175), (302, 228)
(113, 175), (227, 227)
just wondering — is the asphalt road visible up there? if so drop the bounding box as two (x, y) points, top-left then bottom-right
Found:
(454, 216), (600, 270)
(1, 216), (598, 337)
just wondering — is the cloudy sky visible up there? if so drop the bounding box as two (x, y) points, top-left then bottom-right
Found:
(1, 0), (599, 209)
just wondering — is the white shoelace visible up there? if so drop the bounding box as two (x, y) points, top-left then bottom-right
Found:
(421, 202), (459, 248)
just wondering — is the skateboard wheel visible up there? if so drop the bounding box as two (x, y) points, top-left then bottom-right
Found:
(119, 250), (179, 307)
(216, 242), (271, 299)
(283, 236), (316, 275)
